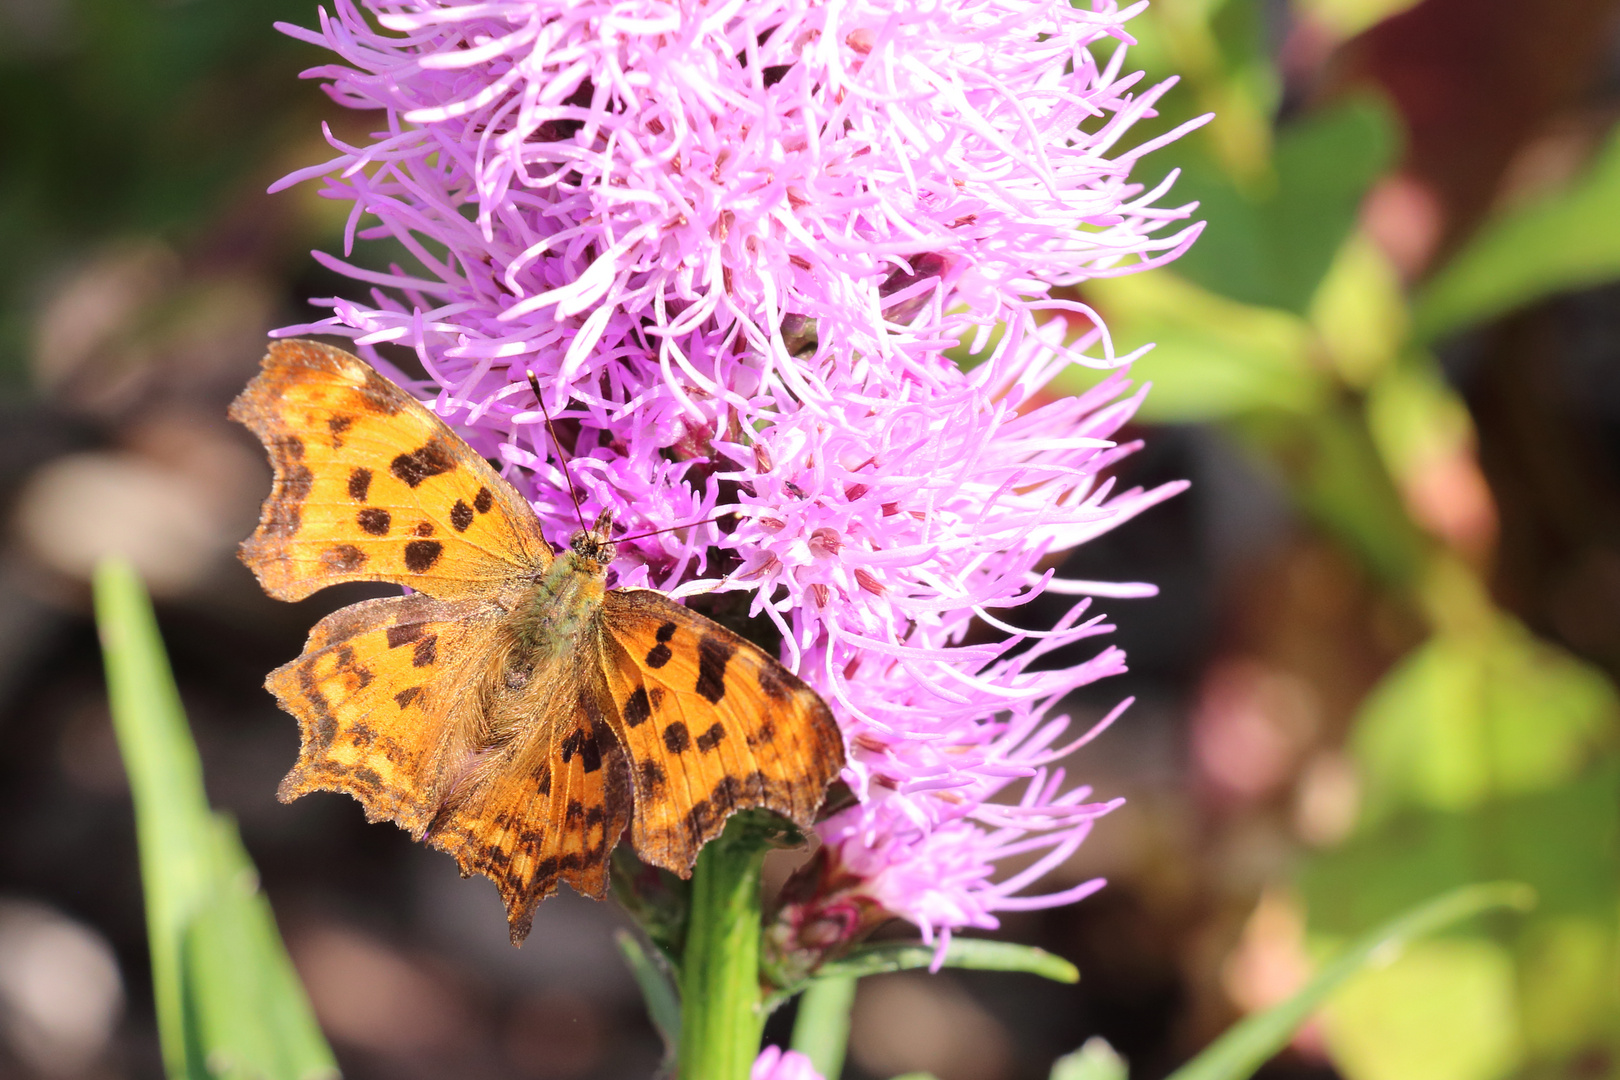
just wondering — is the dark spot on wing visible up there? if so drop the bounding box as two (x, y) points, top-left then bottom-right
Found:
(404, 539), (443, 573)
(535, 765), (552, 796)
(757, 662), (794, 700)
(327, 414), (353, 447)
(391, 441), (455, 487)
(348, 467), (373, 501)
(696, 723), (726, 753)
(566, 800), (585, 824)
(321, 544), (367, 572)
(623, 687), (652, 727)
(710, 773), (743, 808)
(450, 500), (474, 532)
(656, 622), (677, 642)
(298, 664), (337, 749)
(559, 727), (604, 773)
(357, 508), (391, 535)
(663, 722), (690, 754)
(695, 634), (736, 704)
(645, 642), (672, 668)
(394, 686), (422, 709)
(474, 486), (493, 513)
(685, 797), (715, 844)
(413, 634), (437, 668)
(638, 759), (666, 794)
(265, 502), (300, 538)
(414, 521), (435, 537)
(273, 437), (313, 502)
(349, 723), (375, 747)
(350, 765), (383, 790)
(283, 465), (315, 503)
(747, 720), (776, 747)
(386, 622), (425, 648)
(359, 369), (406, 415)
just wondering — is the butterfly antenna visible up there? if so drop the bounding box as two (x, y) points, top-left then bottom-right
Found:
(526, 371), (587, 532)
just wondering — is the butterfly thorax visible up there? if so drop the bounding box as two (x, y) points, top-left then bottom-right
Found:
(509, 548), (609, 655)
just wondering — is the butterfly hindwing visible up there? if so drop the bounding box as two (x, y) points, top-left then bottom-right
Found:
(423, 679), (631, 943)
(269, 591), (502, 836)
(271, 589), (634, 943)
(595, 589), (845, 874)
(231, 339), (550, 601)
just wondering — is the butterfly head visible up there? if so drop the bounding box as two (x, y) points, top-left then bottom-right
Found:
(567, 509), (617, 570)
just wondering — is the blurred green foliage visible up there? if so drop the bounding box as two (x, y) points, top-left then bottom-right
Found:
(0, 0), (318, 382)
(96, 559), (337, 1080)
(1070, 1), (1620, 1077)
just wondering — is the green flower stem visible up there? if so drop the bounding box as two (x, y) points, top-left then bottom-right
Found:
(791, 973), (857, 1080)
(679, 819), (769, 1080)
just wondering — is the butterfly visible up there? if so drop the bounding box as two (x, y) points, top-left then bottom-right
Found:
(231, 339), (845, 943)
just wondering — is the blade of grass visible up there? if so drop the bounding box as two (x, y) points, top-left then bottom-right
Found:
(95, 558), (337, 1080)
(185, 816), (337, 1080)
(96, 558), (218, 1080)
(1163, 881), (1536, 1080)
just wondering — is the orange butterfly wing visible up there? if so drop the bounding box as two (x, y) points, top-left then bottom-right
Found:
(594, 589), (846, 873)
(269, 591), (502, 837)
(230, 339), (550, 601)
(268, 591), (631, 942)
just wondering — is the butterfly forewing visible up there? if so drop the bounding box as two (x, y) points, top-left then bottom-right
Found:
(231, 339), (549, 601)
(595, 589), (845, 873)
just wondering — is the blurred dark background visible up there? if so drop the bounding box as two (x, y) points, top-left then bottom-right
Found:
(1, 1), (1618, 1078)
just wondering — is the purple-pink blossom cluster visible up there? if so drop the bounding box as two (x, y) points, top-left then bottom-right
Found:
(276, 0), (1202, 948)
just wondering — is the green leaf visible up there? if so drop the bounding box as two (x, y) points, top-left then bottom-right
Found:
(95, 558), (336, 1080)
(1165, 96), (1399, 315)
(1063, 270), (1324, 422)
(815, 938), (1078, 985)
(1414, 122), (1620, 343)
(1320, 937), (1524, 1080)
(1051, 1037), (1129, 1080)
(1293, 0), (1426, 37)
(1162, 882), (1536, 1080)
(1301, 763), (1620, 935)
(1352, 618), (1619, 824)
(791, 974), (857, 1080)
(1299, 765), (1620, 1072)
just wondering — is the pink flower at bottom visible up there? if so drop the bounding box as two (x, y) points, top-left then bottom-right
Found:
(753, 1046), (825, 1080)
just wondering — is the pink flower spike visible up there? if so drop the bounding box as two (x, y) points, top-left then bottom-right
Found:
(277, 0), (1204, 949)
